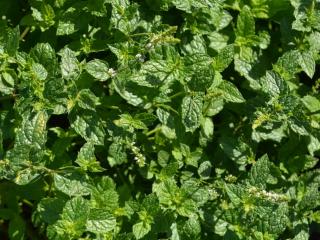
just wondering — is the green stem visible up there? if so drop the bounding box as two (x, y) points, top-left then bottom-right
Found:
(169, 91), (185, 99)
(129, 32), (152, 37)
(20, 27), (30, 41)
(22, 199), (33, 207)
(154, 103), (179, 115)
(105, 105), (120, 110)
(146, 127), (161, 136)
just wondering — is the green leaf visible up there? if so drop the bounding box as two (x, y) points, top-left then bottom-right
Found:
(31, 62), (48, 81)
(298, 51), (315, 78)
(218, 81), (245, 103)
(208, 32), (229, 52)
(187, 66), (215, 92)
(54, 172), (91, 196)
(91, 177), (119, 212)
(213, 44), (235, 72)
(274, 50), (301, 80)
(236, 6), (255, 39)
(133, 221), (151, 239)
(180, 217), (201, 239)
(85, 59), (110, 81)
(54, 197), (90, 239)
(108, 140), (128, 166)
(16, 111), (48, 148)
(249, 154), (277, 188)
(210, 4), (233, 30)
(0, 73), (15, 94)
(181, 94), (203, 132)
(76, 142), (104, 172)
(63, 196), (90, 221)
(182, 35), (207, 55)
(308, 135), (320, 156)
(153, 178), (179, 206)
(57, 20), (76, 36)
(224, 183), (244, 205)
(199, 117), (214, 146)
(253, 202), (289, 235)
(302, 95), (320, 113)
(76, 89), (100, 111)
(69, 110), (105, 145)
(171, 222), (180, 240)
(109, 0), (140, 33)
(114, 113), (148, 130)
(14, 168), (41, 185)
(59, 47), (80, 80)
(171, 0), (192, 13)
(86, 209), (117, 233)
(198, 161), (212, 179)
(1, 1), (320, 239)
(220, 136), (253, 167)
(177, 199), (198, 217)
(37, 198), (65, 224)
(260, 71), (288, 97)
(1, 26), (20, 56)
(30, 43), (58, 76)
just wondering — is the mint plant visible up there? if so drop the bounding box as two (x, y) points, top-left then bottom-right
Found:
(0, 0), (320, 239)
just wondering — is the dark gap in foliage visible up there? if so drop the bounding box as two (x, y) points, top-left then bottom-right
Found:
(0, 99), (14, 112)
(221, 62), (242, 84)
(94, 144), (110, 169)
(67, 136), (86, 157)
(314, 156), (320, 170)
(134, 0), (157, 21)
(86, 49), (115, 63)
(310, 233), (320, 240)
(21, 202), (44, 240)
(0, 221), (9, 240)
(298, 66), (320, 88)
(157, 232), (168, 238)
(221, 63), (258, 101)
(255, 19), (270, 32)
(296, 73), (314, 97)
(162, 7), (184, 27)
(0, 0), (29, 26)
(227, 8), (239, 20)
(310, 221), (320, 239)
(19, 29), (42, 52)
(2, 139), (14, 152)
(56, 35), (76, 50)
(256, 140), (279, 161)
(47, 114), (70, 130)
(298, 71), (315, 88)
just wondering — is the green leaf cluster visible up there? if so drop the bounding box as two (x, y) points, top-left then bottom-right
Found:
(0, 0), (320, 239)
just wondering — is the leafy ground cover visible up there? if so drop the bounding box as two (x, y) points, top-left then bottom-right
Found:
(0, 0), (320, 239)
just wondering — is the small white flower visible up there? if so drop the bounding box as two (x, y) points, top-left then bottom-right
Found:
(145, 43), (153, 50)
(108, 68), (116, 77)
(135, 53), (145, 62)
(2, 15), (6, 20)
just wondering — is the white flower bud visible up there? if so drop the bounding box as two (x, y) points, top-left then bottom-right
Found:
(145, 43), (153, 50)
(108, 68), (116, 77)
(135, 53), (145, 62)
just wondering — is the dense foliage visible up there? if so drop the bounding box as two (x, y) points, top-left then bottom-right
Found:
(0, 0), (320, 239)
